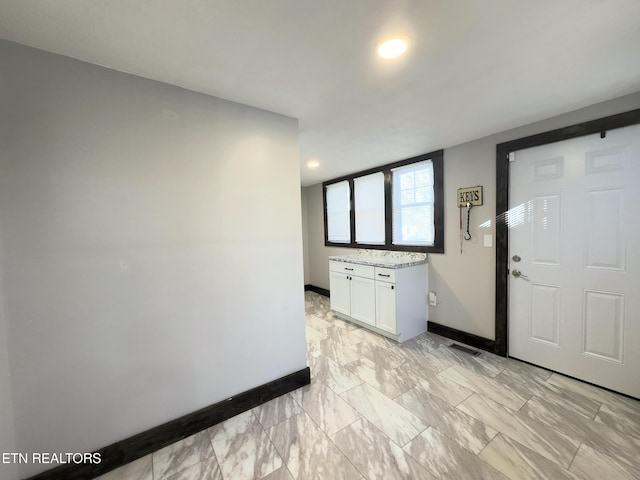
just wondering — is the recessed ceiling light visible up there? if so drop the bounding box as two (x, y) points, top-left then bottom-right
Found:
(307, 160), (320, 169)
(377, 38), (409, 59)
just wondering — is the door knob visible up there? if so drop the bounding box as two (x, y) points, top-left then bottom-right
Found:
(512, 269), (529, 279)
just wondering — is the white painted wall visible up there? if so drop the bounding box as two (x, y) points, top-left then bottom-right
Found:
(0, 40), (307, 478)
(303, 91), (640, 340)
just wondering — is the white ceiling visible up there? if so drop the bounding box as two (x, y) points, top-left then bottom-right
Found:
(1, 1), (639, 186)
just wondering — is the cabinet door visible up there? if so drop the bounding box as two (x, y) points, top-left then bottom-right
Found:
(376, 281), (397, 334)
(329, 271), (351, 316)
(350, 275), (376, 326)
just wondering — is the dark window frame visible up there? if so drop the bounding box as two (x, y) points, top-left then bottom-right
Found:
(322, 149), (444, 253)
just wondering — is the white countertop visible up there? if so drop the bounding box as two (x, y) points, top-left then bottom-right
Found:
(329, 254), (427, 269)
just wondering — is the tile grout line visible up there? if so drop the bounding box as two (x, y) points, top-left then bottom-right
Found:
(299, 405), (365, 480)
(262, 409), (302, 479)
(516, 393), (534, 413)
(282, 465), (296, 480)
(474, 433), (494, 460)
(326, 413), (362, 439)
(332, 414), (419, 478)
(259, 394), (305, 431)
(399, 381), (503, 454)
(592, 401), (604, 421)
(470, 439), (516, 480)
(431, 419), (496, 457)
(566, 442), (583, 472)
(400, 421), (430, 450)
(442, 364), (532, 411)
(255, 409), (285, 480)
(204, 423), (226, 480)
(476, 432), (576, 480)
(268, 383), (363, 480)
(326, 432), (366, 480)
(400, 427), (445, 480)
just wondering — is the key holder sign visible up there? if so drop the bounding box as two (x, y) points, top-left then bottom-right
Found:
(457, 186), (483, 207)
(457, 186), (483, 251)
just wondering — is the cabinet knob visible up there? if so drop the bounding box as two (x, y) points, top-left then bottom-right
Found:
(391, 285), (394, 290)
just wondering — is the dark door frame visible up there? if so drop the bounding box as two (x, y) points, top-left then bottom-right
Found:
(494, 108), (640, 357)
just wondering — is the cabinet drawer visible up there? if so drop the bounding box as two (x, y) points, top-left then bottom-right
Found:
(374, 266), (396, 283)
(329, 261), (374, 279)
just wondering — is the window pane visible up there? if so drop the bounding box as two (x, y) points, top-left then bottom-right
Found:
(392, 160), (435, 246)
(400, 172), (414, 190)
(415, 169), (431, 187)
(326, 181), (351, 243)
(415, 186), (432, 203)
(400, 189), (414, 205)
(399, 205), (432, 243)
(354, 172), (385, 244)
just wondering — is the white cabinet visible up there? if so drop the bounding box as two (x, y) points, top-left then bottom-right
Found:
(329, 259), (427, 342)
(375, 280), (396, 334)
(329, 271), (351, 316)
(329, 262), (376, 326)
(349, 275), (376, 326)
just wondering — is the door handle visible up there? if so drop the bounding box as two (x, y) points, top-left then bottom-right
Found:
(512, 269), (529, 280)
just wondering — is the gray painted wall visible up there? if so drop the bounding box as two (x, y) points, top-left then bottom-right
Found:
(0, 229), (17, 480)
(303, 91), (640, 340)
(301, 188), (310, 285)
(0, 40), (307, 478)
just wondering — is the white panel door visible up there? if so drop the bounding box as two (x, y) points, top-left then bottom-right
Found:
(329, 271), (351, 316)
(350, 276), (376, 326)
(509, 124), (640, 398)
(375, 281), (397, 334)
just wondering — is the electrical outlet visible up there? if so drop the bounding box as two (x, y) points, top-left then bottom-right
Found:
(484, 234), (493, 248)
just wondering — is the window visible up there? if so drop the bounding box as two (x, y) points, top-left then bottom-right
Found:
(392, 160), (434, 246)
(323, 150), (444, 253)
(354, 172), (385, 244)
(325, 180), (351, 243)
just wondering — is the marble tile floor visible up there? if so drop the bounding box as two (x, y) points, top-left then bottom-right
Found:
(97, 291), (640, 480)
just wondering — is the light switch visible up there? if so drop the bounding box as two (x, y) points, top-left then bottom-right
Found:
(484, 235), (493, 248)
(429, 292), (437, 306)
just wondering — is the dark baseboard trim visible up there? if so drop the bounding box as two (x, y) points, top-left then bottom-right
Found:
(304, 284), (330, 297)
(428, 322), (497, 355)
(25, 367), (311, 480)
